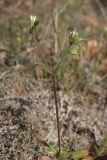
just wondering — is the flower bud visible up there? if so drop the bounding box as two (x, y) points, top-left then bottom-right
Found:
(29, 15), (39, 33)
(69, 30), (84, 45)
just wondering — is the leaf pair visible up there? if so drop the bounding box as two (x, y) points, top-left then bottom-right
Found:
(37, 62), (52, 75)
(38, 62), (68, 75)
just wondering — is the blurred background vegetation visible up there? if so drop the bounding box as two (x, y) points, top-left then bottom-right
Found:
(0, 0), (107, 105)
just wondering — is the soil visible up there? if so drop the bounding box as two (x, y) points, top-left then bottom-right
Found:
(0, 71), (107, 159)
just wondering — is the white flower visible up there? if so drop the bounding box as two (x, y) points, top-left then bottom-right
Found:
(29, 15), (39, 32)
(70, 30), (79, 37)
(30, 15), (37, 24)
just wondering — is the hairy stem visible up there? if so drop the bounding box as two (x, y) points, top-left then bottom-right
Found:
(52, 74), (61, 155)
(32, 31), (45, 62)
(54, 53), (65, 73)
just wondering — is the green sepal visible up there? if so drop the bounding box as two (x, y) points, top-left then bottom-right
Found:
(69, 48), (79, 55)
(69, 36), (85, 45)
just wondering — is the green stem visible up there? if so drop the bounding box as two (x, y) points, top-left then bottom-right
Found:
(54, 53), (65, 73)
(32, 30), (45, 62)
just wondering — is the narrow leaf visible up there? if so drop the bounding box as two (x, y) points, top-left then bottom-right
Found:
(57, 63), (68, 73)
(71, 149), (89, 159)
(38, 63), (52, 75)
(103, 133), (107, 146)
(49, 146), (57, 154)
